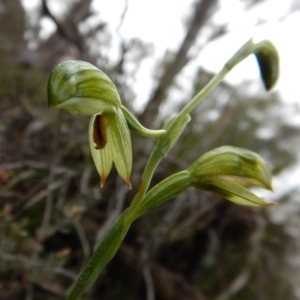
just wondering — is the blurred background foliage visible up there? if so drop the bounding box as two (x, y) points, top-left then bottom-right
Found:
(1, 0), (300, 299)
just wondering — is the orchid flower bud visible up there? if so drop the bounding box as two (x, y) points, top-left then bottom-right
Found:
(188, 146), (275, 206)
(48, 61), (165, 188)
(253, 40), (279, 91)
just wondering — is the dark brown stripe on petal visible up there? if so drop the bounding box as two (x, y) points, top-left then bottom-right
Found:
(93, 115), (109, 149)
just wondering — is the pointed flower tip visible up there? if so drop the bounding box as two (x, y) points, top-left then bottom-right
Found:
(100, 175), (107, 188)
(125, 179), (132, 190)
(259, 200), (277, 207)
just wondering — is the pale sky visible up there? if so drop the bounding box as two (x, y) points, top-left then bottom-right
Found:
(21, 0), (300, 105)
(89, 0), (300, 106)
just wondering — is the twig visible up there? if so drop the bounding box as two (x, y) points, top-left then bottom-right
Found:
(41, 0), (91, 53)
(73, 219), (91, 265)
(118, 244), (208, 300)
(143, 262), (155, 300)
(214, 214), (266, 300)
(25, 282), (33, 300)
(0, 160), (48, 170)
(0, 251), (77, 280)
(79, 165), (92, 196)
(56, 178), (70, 208)
(117, 0), (129, 35)
(40, 111), (62, 236)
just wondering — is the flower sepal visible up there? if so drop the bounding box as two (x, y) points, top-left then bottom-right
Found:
(188, 146), (275, 207)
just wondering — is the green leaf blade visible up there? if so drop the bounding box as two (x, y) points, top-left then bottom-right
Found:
(135, 171), (191, 217)
(193, 177), (275, 207)
(66, 210), (130, 300)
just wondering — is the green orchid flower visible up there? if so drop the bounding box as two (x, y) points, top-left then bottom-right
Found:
(47, 60), (165, 188)
(133, 146), (274, 217)
(188, 146), (275, 206)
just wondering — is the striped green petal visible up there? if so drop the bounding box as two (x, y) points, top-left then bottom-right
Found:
(48, 60), (121, 115)
(192, 177), (275, 207)
(107, 108), (132, 189)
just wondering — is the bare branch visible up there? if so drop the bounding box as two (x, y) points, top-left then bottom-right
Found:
(41, 0), (92, 53)
(118, 244), (208, 300)
(139, 0), (218, 127)
(117, 0), (129, 35)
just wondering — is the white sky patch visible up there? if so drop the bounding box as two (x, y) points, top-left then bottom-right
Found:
(21, 0), (71, 17)
(21, 0), (300, 107)
(39, 16), (57, 40)
(21, 0), (39, 10)
(214, 0), (244, 26)
(256, 126), (276, 140)
(271, 161), (300, 200)
(227, 0), (292, 29)
(93, 0), (192, 55)
(192, 0), (300, 105)
(92, 0), (194, 109)
(197, 16), (300, 104)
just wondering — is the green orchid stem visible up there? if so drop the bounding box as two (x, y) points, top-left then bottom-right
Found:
(121, 105), (166, 137)
(130, 150), (162, 211)
(130, 39), (257, 213)
(179, 39), (256, 118)
(66, 209), (132, 300)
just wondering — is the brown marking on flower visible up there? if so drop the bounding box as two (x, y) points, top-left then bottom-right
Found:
(93, 114), (109, 149)
(100, 174), (107, 188)
(124, 177), (132, 190)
